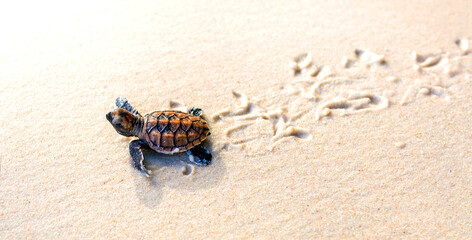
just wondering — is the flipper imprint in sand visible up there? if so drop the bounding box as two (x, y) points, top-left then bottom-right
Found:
(211, 39), (471, 151)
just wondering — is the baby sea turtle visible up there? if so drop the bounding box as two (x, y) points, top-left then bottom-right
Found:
(106, 97), (212, 177)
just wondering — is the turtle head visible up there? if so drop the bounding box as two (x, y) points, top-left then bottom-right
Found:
(106, 108), (138, 137)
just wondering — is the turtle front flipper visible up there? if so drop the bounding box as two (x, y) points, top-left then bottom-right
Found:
(187, 145), (212, 166)
(129, 140), (152, 177)
(115, 97), (141, 117)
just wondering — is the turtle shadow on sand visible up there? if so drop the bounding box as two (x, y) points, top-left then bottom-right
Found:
(133, 141), (226, 208)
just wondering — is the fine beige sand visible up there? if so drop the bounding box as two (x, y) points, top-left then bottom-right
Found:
(1, 0), (472, 238)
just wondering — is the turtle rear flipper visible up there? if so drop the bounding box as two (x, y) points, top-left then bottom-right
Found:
(115, 97), (141, 117)
(187, 145), (212, 166)
(188, 107), (203, 117)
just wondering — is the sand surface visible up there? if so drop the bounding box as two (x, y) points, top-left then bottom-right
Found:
(1, 0), (472, 238)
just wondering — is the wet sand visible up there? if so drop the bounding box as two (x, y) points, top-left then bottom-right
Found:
(1, 0), (472, 238)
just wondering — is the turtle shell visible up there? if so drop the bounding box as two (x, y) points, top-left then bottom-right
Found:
(143, 110), (210, 153)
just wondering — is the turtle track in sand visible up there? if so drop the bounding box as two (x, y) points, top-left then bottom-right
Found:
(207, 39), (472, 152)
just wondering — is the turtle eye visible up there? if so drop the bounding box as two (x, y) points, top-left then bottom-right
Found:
(116, 123), (123, 128)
